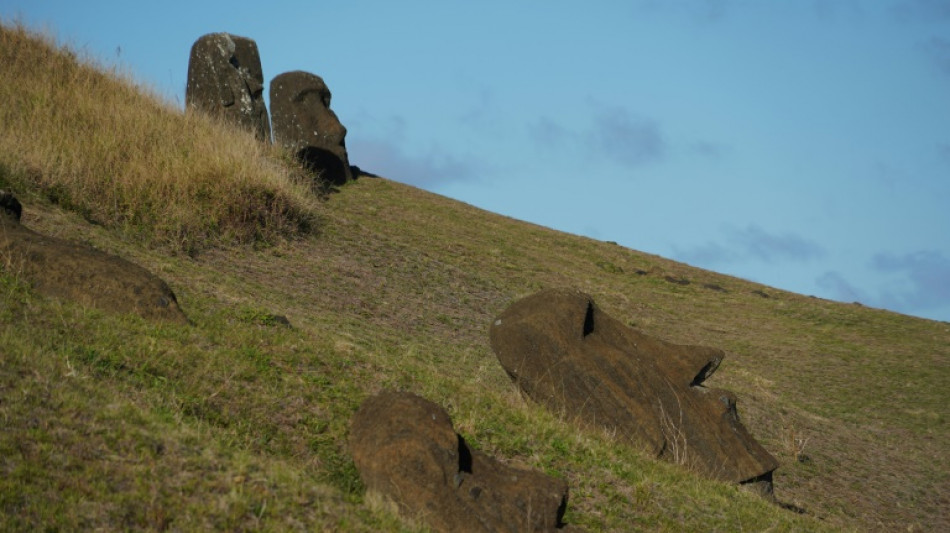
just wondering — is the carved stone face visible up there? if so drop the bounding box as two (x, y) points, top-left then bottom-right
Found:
(349, 391), (570, 532)
(490, 288), (778, 487)
(269, 70), (352, 184)
(185, 32), (271, 141)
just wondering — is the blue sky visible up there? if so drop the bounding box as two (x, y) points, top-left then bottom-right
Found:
(3, 1), (949, 322)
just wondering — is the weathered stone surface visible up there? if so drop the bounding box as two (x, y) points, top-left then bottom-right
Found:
(490, 288), (778, 488)
(270, 71), (352, 184)
(186, 32), (271, 141)
(0, 195), (188, 324)
(350, 391), (579, 532)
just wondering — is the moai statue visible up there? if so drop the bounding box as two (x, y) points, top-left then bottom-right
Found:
(350, 391), (572, 532)
(490, 288), (779, 496)
(186, 32), (271, 141)
(270, 71), (352, 185)
(0, 192), (188, 324)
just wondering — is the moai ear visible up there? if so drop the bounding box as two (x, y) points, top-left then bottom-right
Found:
(218, 83), (235, 107)
(242, 72), (264, 97)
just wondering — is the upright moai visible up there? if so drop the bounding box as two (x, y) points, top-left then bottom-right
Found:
(270, 71), (352, 185)
(186, 32), (271, 141)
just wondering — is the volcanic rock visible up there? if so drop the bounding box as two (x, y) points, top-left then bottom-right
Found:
(270, 71), (352, 184)
(0, 195), (188, 324)
(186, 32), (271, 141)
(350, 390), (579, 532)
(489, 288), (778, 490)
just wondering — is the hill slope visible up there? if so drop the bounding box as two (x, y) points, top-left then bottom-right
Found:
(2, 23), (948, 531)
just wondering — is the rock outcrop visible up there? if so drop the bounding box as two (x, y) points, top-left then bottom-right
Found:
(186, 32), (271, 141)
(270, 71), (352, 185)
(489, 288), (778, 493)
(0, 192), (188, 324)
(350, 390), (580, 532)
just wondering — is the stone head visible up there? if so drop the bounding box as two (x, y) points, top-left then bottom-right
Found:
(490, 288), (778, 487)
(270, 70), (352, 184)
(185, 32), (271, 141)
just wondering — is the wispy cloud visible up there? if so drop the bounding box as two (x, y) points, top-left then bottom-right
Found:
(816, 271), (867, 302)
(632, 0), (733, 22)
(939, 143), (950, 162)
(344, 111), (483, 187)
(698, 0), (731, 20)
(457, 86), (502, 133)
(922, 37), (950, 76)
(347, 137), (481, 187)
(672, 241), (737, 265)
(528, 116), (571, 149)
(587, 106), (666, 167)
(674, 225), (827, 266)
(891, 0), (950, 21)
(736, 225), (827, 262)
(529, 105), (667, 168)
(816, 250), (950, 319)
(689, 140), (728, 159)
(871, 250), (950, 312)
(811, 0), (866, 20)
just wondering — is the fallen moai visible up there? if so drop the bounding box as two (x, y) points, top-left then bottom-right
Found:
(0, 192), (188, 324)
(350, 390), (584, 532)
(489, 288), (778, 495)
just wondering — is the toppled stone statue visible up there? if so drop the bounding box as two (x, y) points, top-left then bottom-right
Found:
(0, 192), (188, 324)
(490, 288), (778, 494)
(186, 32), (271, 141)
(270, 71), (352, 185)
(350, 390), (582, 532)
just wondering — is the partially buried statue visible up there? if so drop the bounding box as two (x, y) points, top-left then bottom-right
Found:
(490, 288), (778, 495)
(349, 391), (581, 532)
(270, 70), (352, 185)
(185, 32), (271, 141)
(0, 192), (188, 324)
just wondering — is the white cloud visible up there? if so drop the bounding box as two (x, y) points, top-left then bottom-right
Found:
(673, 225), (826, 266)
(871, 250), (950, 313)
(587, 106), (666, 168)
(816, 271), (867, 303)
(347, 137), (481, 187)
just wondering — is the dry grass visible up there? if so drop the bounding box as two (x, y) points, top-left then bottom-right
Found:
(0, 22), (319, 254)
(2, 19), (948, 533)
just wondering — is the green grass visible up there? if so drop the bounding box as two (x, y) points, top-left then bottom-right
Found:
(2, 20), (948, 532)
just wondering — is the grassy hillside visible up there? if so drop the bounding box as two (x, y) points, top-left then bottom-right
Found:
(2, 22), (948, 531)
(0, 24), (319, 254)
